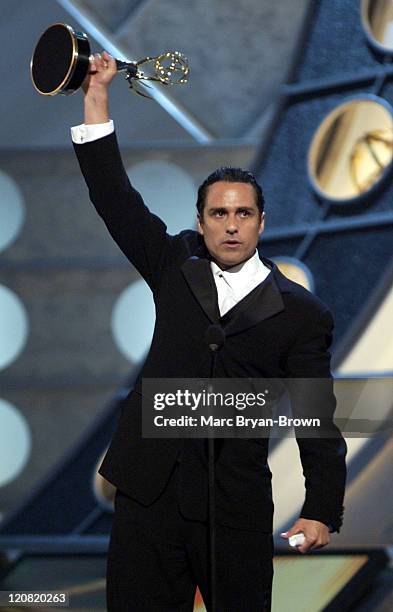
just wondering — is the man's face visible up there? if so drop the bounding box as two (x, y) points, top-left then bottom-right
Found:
(197, 181), (265, 270)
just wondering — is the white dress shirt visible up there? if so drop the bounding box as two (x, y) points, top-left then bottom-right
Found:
(71, 120), (114, 143)
(211, 251), (271, 316)
(71, 121), (271, 315)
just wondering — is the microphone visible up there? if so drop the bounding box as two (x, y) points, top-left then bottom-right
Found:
(204, 324), (225, 353)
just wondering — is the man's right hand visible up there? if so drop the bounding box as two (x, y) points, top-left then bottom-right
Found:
(82, 51), (117, 125)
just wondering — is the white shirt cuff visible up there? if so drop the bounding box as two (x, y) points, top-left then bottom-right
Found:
(71, 120), (114, 144)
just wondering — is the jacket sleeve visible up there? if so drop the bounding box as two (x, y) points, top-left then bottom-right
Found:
(73, 131), (184, 293)
(284, 307), (347, 532)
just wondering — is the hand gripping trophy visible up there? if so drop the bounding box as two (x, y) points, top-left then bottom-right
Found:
(30, 23), (189, 98)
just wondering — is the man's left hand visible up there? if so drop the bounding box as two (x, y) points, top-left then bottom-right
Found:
(280, 518), (330, 553)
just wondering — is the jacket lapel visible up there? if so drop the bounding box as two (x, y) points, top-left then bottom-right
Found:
(181, 253), (285, 333)
(221, 270), (284, 336)
(181, 256), (220, 323)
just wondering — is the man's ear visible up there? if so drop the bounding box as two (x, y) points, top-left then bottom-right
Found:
(258, 211), (265, 236)
(197, 214), (204, 235)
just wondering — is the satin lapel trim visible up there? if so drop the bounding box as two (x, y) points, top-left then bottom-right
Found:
(221, 273), (285, 336)
(181, 256), (220, 323)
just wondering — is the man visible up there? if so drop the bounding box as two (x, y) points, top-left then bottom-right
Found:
(72, 52), (346, 611)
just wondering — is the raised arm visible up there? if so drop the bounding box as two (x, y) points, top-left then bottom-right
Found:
(72, 52), (183, 292)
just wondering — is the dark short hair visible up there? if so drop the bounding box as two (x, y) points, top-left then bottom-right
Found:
(196, 167), (265, 217)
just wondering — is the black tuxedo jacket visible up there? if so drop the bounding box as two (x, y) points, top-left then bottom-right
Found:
(74, 132), (346, 533)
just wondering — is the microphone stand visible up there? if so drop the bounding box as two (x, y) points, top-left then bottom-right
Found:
(204, 323), (224, 612)
(207, 344), (218, 612)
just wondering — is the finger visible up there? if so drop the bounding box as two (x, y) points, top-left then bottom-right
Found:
(298, 546), (311, 554)
(102, 51), (117, 73)
(88, 56), (98, 73)
(309, 533), (330, 548)
(95, 52), (105, 69)
(92, 52), (109, 72)
(88, 53), (103, 73)
(297, 537), (316, 553)
(102, 50), (112, 63)
(286, 528), (302, 538)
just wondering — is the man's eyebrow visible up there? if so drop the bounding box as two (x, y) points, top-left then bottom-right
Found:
(207, 205), (256, 211)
